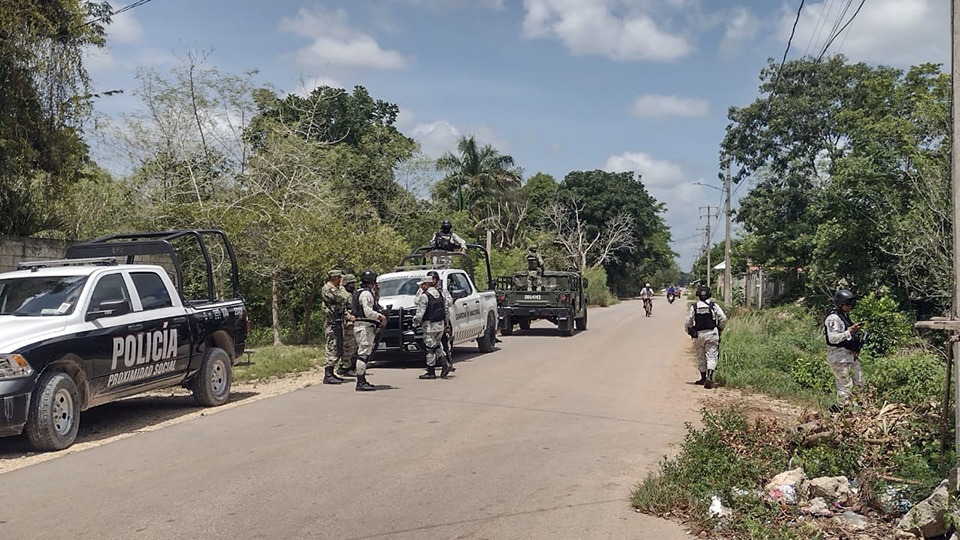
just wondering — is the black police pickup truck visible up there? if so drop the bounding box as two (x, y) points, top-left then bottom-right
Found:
(0, 230), (247, 451)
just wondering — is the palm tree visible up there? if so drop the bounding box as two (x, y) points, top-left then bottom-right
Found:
(435, 136), (521, 214)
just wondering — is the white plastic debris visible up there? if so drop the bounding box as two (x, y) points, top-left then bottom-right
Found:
(708, 495), (732, 518)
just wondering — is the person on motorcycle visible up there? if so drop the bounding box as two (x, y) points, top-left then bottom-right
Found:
(638, 282), (655, 317)
(666, 285), (677, 303)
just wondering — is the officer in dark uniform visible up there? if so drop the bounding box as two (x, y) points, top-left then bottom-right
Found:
(351, 270), (386, 392)
(684, 285), (727, 388)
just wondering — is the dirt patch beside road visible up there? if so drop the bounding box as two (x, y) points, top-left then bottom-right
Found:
(0, 367), (329, 475)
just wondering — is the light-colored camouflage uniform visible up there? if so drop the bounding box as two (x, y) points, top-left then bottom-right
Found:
(413, 286), (447, 367)
(353, 287), (382, 376)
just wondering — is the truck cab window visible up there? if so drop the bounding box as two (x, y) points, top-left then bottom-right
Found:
(131, 272), (173, 310)
(88, 274), (130, 313)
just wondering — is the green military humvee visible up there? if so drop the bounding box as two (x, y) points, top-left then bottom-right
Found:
(495, 270), (587, 337)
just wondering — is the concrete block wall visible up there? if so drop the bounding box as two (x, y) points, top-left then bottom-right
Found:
(0, 236), (71, 272)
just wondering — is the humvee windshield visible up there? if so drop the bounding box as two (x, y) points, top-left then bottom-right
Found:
(513, 274), (571, 291)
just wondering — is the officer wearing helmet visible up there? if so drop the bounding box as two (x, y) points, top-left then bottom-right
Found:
(525, 245), (544, 291)
(431, 219), (466, 253)
(351, 270), (386, 391)
(824, 289), (865, 412)
(412, 270), (452, 379)
(336, 274), (360, 377)
(684, 285), (727, 388)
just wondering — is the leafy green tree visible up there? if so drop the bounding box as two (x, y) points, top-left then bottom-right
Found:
(0, 0), (110, 235)
(722, 57), (950, 312)
(556, 170), (673, 294)
(434, 135), (522, 216)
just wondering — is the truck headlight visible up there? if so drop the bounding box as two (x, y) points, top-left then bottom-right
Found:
(0, 354), (33, 379)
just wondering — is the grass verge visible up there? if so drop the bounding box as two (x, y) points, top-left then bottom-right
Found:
(233, 345), (320, 383)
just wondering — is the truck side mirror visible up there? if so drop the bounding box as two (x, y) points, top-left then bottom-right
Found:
(450, 288), (468, 300)
(86, 299), (131, 321)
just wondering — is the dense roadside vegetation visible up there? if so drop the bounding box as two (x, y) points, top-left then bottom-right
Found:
(1, 3), (673, 346)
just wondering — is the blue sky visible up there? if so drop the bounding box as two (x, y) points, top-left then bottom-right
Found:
(84, 0), (949, 269)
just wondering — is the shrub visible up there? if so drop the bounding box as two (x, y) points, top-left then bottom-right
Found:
(582, 266), (617, 306)
(853, 291), (914, 356)
(865, 350), (945, 405)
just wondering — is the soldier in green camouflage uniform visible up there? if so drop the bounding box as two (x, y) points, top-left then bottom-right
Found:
(336, 274), (360, 377)
(321, 269), (350, 385)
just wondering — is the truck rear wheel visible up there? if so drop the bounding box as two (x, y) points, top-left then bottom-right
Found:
(192, 347), (232, 406)
(478, 313), (497, 353)
(560, 309), (575, 337)
(518, 319), (531, 331)
(25, 372), (80, 451)
(501, 314), (513, 336)
(575, 308), (588, 331)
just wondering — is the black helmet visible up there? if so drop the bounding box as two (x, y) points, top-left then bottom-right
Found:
(427, 270), (440, 282)
(833, 289), (856, 308)
(360, 270), (378, 285)
(440, 219), (452, 234)
(696, 285), (711, 300)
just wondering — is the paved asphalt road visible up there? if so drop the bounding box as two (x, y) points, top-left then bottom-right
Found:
(1, 298), (705, 540)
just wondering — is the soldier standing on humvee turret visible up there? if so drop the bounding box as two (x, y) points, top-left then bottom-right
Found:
(526, 245), (544, 291)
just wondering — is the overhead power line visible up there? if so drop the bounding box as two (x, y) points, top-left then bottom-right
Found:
(780, 0), (806, 71)
(817, 0), (867, 62)
(82, 0), (157, 27)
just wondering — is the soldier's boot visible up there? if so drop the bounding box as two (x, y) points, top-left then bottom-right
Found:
(704, 369), (715, 389)
(323, 366), (343, 384)
(355, 374), (377, 391)
(694, 371), (707, 385)
(336, 363), (356, 378)
(439, 354), (451, 379)
(419, 366), (437, 380)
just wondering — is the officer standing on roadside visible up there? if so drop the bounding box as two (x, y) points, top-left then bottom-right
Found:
(321, 269), (350, 385)
(352, 270), (386, 392)
(684, 285), (727, 389)
(525, 245), (544, 291)
(413, 271), (451, 380)
(336, 274), (360, 377)
(824, 289), (865, 413)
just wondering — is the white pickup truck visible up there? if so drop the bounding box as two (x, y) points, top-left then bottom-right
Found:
(375, 248), (498, 356)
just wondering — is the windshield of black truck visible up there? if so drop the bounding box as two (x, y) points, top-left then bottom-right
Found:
(0, 275), (89, 316)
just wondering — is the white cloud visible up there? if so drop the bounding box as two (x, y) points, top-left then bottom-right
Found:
(778, 0), (947, 66)
(630, 94), (709, 118)
(83, 46), (120, 74)
(409, 120), (510, 158)
(105, 7), (143, 44)
(605, 151), (718, 265)
(521, 0), (693, 62)
(279, 8), (407, 70)
(719, 6), (759, 57)
(390, 0), (505, 10)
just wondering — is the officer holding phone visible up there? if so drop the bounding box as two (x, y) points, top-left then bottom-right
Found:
(824, 289), (865, 412)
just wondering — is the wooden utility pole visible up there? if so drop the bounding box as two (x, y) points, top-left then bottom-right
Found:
(952, 0), (960, 454)
(724, 162), (732, 306)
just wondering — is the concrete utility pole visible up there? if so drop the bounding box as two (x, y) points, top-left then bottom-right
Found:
(700, 206), (717, 289)
(952, 0), (960, 453)
(724, 162), (732, 306)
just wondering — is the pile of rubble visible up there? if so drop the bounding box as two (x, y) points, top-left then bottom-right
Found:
(754, 465), (959, 539)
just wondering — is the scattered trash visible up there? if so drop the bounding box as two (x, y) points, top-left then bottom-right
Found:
(707, 495), (732, 519)
(877, 484), (913, 516)
(804, 497), (833, 517)
(841, 510), (869, 530)
(765, 484), (798, 505)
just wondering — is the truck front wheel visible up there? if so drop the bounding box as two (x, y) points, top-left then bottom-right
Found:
(478, 313), (497, 353)
(25, 372), (80, 451)
(192, 347), (232, 407)
(501, 314), (513, 336)
(518, 319), (531, 331)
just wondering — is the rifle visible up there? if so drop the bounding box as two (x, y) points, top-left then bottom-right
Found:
(331, 306), (345, 357)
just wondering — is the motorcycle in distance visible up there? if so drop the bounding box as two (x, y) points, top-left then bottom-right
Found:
(666, 286), (678, 304)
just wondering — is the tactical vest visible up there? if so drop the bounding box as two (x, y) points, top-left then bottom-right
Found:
(352, 288), (369, 318)
(693, 301), (718, 331)
(824, 309), (864, 352)
(433, 233), (456, 251)
(423, 289), (445, 322)
(526, 253), (540, 271)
